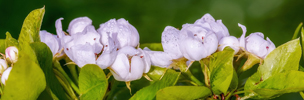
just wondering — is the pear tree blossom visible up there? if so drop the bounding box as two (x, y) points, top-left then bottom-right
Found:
(39, 30), (61, 56)
(1, 67), (12, 85)
(0, 59), (8, 74)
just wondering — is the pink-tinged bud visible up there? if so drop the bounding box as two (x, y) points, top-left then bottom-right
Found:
(1, 67), (12, 85)
(5, 46), (18, 64)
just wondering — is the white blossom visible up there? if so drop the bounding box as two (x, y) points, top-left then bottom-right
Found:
(1, 67), (12, 85)
(110, 46), (150, 81)
(56, 17), (103, 68)
(97, 18), (139, 49)
(179, 24), (218, 61)
(194, 13), (229, 40)
(238, 23), (275, 58)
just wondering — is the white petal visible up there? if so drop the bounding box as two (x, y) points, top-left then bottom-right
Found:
(1, 67), (12, 85)
(0, 59), (8, 73)
(137, 48), (151, 73)
(96, 50), (117, 69)
(218, 36), (240, 54)
(67, 17), (92, 35)
(238, 23), (247, 49)
(110, 53), (129, 81)
(40, 30), (60, 56)
(179, 37), (207, 61)
(117, 46), (138, 56)
(70, 44), (96, 68)
(204, 33), (218, 55)
(245, 33), (267, 58)
(144, 48), (173, 68)
(161, 26), (183, 59)
(55, 18), (65, 39)
(125, 56), (144, 81)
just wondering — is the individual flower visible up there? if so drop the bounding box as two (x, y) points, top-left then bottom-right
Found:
(194, 13), (229, 40)
(5, 46), (18, 64)
(179, 24), (218, 61)
(218, 36), (240, 54)
(238, 23), (276, 58)
(1, 67), (12, 85)
(39, 30), (61, 56)
(97, 18), (139, 49)
(110, 46), (150, 81)
(56, 17), (103, 67)
(96, 35), (118, 69)
(0, 59), (8, 74)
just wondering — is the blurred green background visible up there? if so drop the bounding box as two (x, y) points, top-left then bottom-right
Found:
(0, 0), (303, 99)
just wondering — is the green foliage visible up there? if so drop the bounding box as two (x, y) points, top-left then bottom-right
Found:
(258, 39), (301, 80)
(18, 7), (45, 46)
(130, 69), (180, 100)
(5, 32), (19, 48)
(79, 64), (108, 100)
(0, 39), (5, 54)
(2, 52), (46, 99)
(209, 47), (235, 95)
(147, 66), (166, 81)
(156, 86), (211, 100)
(244, 39), (303, 99)
(30, 42), (67, 100)
(140, 43), (163, 51)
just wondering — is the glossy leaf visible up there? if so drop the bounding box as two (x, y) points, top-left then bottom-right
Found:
(18, 7), (45, 45)
(2, 53), (46, 99)
(147, 66), (166, 81)
(301, 27), (304, 63)
(79, 64), (108, 100)
(156, 86), (211, 100)
(258, 39), (301, 80)
(140, 43), (163, 51)
(291, 22), (302, 40)
(130, 69), (180, 100)
(30, 42), (67, 100)
(244, 71), (304, 99)
(209, 47), (234, 95)
(5, 32), (19, 48)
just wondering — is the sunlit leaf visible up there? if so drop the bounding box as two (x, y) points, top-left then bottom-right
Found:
(0, 39), (5, 54)
(79, 64), (108, 100)
(209, 47), (234, 95)
(258, 39), (301, 80)
(18, 7), (45, 45)
(5, 32), (18, 48)
(156, 86), (211, 100)
(130, 69), (180, 100)
(2, 53), (46, 99)
(244, 71), (304, 99)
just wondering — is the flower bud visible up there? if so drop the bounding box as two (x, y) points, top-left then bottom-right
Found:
(5, 46), (18, 64)
(245, 32), (275, 58)
(1, 67), (12, 85)
(0, 59), (8, 74)
(110, 46), (147, 81)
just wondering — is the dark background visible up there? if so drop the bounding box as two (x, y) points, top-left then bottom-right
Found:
(0, 0), (303, 99)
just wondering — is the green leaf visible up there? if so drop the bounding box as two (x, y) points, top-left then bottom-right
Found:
(140, 43), (163, 51)
(229, 69), (238, 90)
(0, 39), (5, 54)
(147, 66), (166, 81)
(209, 47), (234, 95)
(2, 53), (46, 99)
(130, 69), (180, 100)
(79, 64), (108, 100)
(301, 27), (304, 63)
(258, 39), (301, 80)
(18, 7), (45, 45)
(30, 42), (68, 100)
(291, 22), (303, 40)
(244, 71), (304, 99)
(299, 65), (304, 72)
(5, 32), (19, 48)
(156, 86), (211, 100)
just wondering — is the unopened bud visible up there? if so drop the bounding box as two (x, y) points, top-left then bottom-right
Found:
(5, 46), (18, 64)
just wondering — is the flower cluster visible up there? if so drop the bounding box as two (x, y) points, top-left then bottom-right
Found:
(40, 13), (276, 82)
(0, 46), (18, 85)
